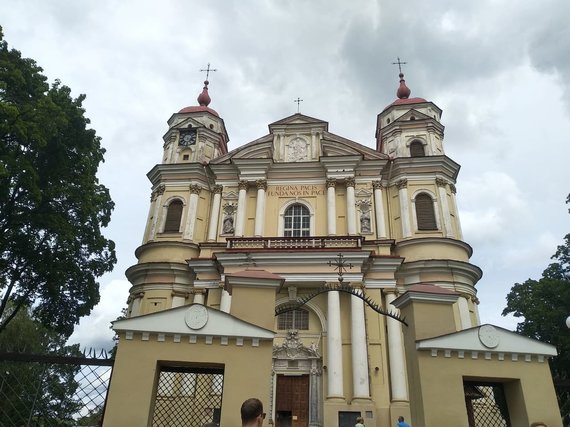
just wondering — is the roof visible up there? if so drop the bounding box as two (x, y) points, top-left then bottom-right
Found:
(178, 105), (220, 117)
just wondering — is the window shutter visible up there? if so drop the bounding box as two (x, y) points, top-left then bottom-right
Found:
(164, 200), (183, 232)
(410, 141), (425, 157)
(415, 194), (437, 230)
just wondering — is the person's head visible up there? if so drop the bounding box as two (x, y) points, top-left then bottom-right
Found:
(530, 423), (547, 427)
(241, 398), (265, 425)
(398, 416), (405, 422)
(356, 416), (364, 423)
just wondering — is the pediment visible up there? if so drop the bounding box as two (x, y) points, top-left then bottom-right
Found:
(170, 116), (208, 130)
(210, 135), (273, 164)
(113, 304), (275, 340)
(273, 331), (321, 360)
(417, 324), (556, 357)
(321, 132), (387, 160)
(269, 113), (328, 127)
(394, 109), (432, 123)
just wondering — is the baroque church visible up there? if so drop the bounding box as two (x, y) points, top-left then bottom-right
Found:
(103, 72), (562, 427)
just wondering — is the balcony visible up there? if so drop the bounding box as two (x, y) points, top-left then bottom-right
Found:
(226, 235), (363, 250)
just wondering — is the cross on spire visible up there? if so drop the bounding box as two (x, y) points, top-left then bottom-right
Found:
(294, 97), (303, 113)
(328, 253), (354, 284)
(392, 57), (407, 74)
(200, 63), (217, 81)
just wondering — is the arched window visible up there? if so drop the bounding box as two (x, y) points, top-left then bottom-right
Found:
(410, 140), (425, 157)
(277, 308), (309, 330)
(283, 204), (310, 237)
(415, 193), (437, 230)
(164, 199), (183, 232)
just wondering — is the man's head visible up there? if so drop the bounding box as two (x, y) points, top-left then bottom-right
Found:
(398, 416), (405, 422)
(241, 398), (265, 425)
(530, 423), (547, 427)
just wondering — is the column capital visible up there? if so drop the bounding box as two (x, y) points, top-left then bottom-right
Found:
(255, 179), (268, 190)
(155, 184), (166, 197)
(450, 183), (457, 194)
(189, 184), (202, 195)
(171, 290), (190, 298)
(212, 184), (223, 194)
(372, 180), (384, 190)
(395, 179), (408, 190)
(238, 180), (249, 190)
(326, 178), (337, 188)
(345, 177), (355, 188)
(436, 177), (448, 187)
(191, 289), (206, 295)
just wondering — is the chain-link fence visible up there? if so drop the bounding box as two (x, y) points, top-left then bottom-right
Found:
(464, 382), (511, 427)
(151, 366), (224, 427)
(0, 350), (114, 427)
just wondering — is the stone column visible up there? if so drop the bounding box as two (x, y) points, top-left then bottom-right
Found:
(234, 180), (248, 237)
(385, 292), (408, 402)
(327, 288), (343, 398)
(351, 288), (370, 399)
(207, 185), (223, 241)
(396, 179), (412, 238)
(220, 288), (232, 313)
(130, 292), (144, 317)
(309, 363), (322, 427)
(193, 290), (205, 305)
(254, 180), (267, 237)
(372, 181), (387, 238)
(183, 184), (201, 240)
(450, 184), (464, 240)
(148, 185), (165, 241)
(436, 178), (453, 238)
(346, 177), (357, 235)
(458, 295), (472, 329)
(171, 291), (188, 308)
(326, 178), (337, 236)
(471, 296), (481, 325)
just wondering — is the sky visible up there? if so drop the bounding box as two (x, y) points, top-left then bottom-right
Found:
(1, 0), (569, 350)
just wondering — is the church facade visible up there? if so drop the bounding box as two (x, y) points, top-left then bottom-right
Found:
(103, 75), (561, 427)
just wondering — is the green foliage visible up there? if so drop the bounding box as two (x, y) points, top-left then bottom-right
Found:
(0, 306), (83, 426)
(0, 28), (116, 336)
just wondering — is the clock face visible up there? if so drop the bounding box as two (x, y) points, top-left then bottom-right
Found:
(179, 130), (196, 147)
(478, 325), (500, 349)
(185, 304), (208, 330)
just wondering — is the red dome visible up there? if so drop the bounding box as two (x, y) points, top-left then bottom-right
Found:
(178, 105), (219, 117)
(383, 97), (428, 111)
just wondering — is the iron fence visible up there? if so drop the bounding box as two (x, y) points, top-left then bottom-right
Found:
(464, 382), (511, 427)
(0, 350), (114, 427)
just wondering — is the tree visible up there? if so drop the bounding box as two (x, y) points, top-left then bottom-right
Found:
(0, 27), (116, 336)
(0, 306), (82, 426)
(502, 194), (570, 419)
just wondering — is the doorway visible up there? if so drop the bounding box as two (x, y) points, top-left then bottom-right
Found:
(275, 375), (309, 427)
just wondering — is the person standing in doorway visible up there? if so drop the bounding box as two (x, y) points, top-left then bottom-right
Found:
(355, 416), (365, 427)
(397, 415), (411, 427)
(241, 398), (266, 427)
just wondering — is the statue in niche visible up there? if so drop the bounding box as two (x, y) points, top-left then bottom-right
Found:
(221, 203), (236, 235)
(288, 137), (308, 162)
(360, 210), (371, 233)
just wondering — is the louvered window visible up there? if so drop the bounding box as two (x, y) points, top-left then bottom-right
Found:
(410, 140), (425, 157)
(284, 204), (310, 237)
(164, 200), (183, 232)
(278, 308), (309, 330)
(415, 193), (437, 230)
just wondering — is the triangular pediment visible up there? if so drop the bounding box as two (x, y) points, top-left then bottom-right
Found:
(269, 113), (328, 127)
(417, 324), (557, 357)
(394, 109), (432, 123)
(321, 132), (388, 160)
(113, 304), (275, 340)
(210, 134), (273, 163)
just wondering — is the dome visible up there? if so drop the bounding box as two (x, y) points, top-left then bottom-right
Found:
(178, 105), (219, 117)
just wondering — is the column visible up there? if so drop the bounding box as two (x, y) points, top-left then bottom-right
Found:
(309, 362), (322, 427)
(254, 180), (267, 237)
(396, 179), (412, 238)
(207, 185), (223, 241)
(326, 178), (337, 236)
(385, 292), (408, 402)
(171, 292), (187, 308)
(351, 288), (370, 399)
(436, 178), (453, 238)
(130, 292), (144, 317)
(346, 177), (357, 235)
(450, 184), (464, 240)
(327, 288), (343, 398)
(458, 295), (472, 329)
(183, 184), (201, 240)
(193, 290), (205, 305)
(234, 180), (248, 237)
(220, 288), (232, 313)
(472, 296), (481, 325)
(148, 185), (165, 241)
(372, 181), (387, 238)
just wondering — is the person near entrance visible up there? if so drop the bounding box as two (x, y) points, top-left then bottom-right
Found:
(397, 415), (411, 427)
(241, 398), (266, 427)
(355, 416), (365, 427)
(530, 423), (547, 427)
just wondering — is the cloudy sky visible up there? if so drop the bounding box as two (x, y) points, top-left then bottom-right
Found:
(2, 0), (569, 350)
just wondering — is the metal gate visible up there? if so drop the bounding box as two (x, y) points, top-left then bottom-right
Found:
(151, 366), (224, 427)
(464, 382), (511, 427)
(0, 350), (114, 427)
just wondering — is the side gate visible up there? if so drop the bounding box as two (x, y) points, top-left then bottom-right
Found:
(0, 350), (114, 427)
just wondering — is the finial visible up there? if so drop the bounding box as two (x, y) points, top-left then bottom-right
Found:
(197, 80), (211, 107)
(392, 57), (411, 99)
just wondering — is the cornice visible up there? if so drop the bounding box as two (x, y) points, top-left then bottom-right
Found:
(396, 237), (474, 258)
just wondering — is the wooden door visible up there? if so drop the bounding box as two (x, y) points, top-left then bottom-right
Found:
(275, 375), (309, 427)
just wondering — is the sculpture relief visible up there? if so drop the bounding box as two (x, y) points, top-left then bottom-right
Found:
(356, 199), (372, 234)
(287, 137), (309, 162)
(221, 203), (236, 235)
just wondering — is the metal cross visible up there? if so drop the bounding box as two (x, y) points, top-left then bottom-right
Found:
(294, 97), (303, 113)
(392, 57), (407, 74)
(328, 253), (353, 284)
(200, 63), (217, 81)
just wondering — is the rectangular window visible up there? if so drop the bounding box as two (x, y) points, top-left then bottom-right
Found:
(152, 366), (224, 427)
(277, 309), (309, 330)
